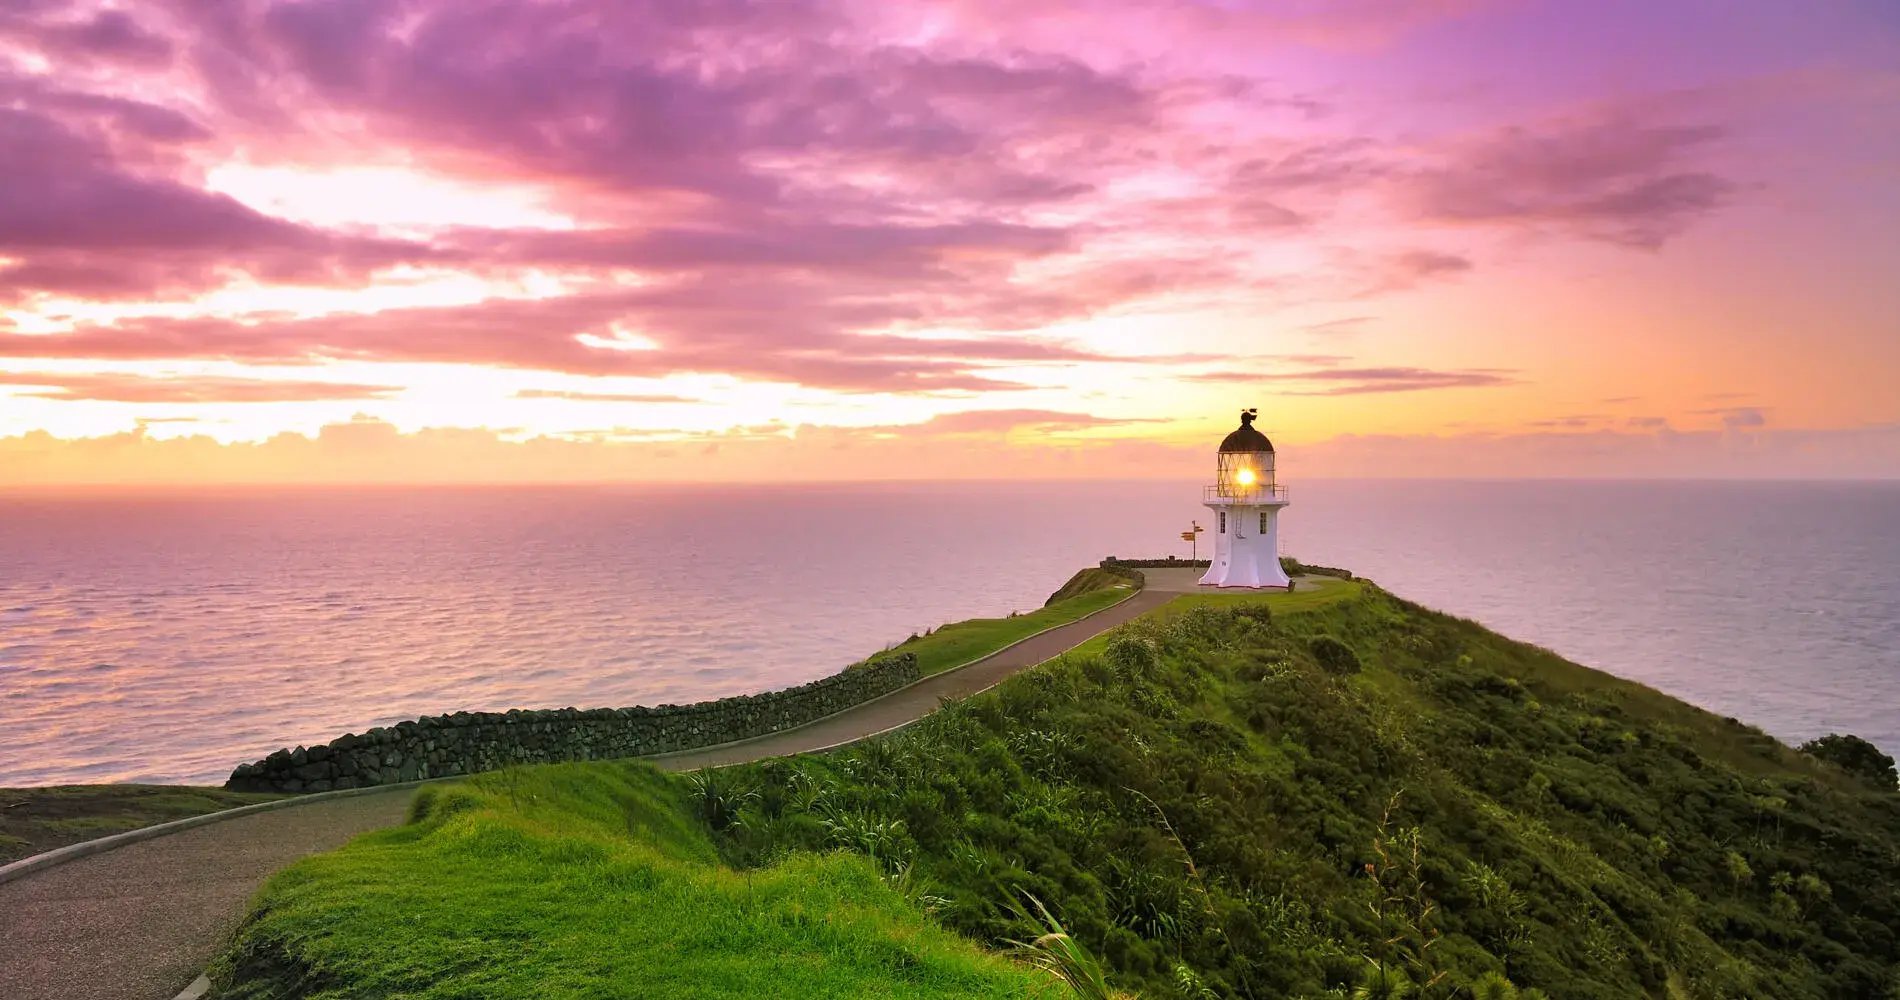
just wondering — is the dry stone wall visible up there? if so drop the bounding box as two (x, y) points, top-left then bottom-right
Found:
(1102, 557), (1209, 569)
(226, 653), (920, 793)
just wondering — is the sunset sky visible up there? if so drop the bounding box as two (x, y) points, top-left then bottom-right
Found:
(2, 0), (1897, 483)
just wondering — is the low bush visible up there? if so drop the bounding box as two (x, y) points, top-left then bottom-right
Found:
(1308, 634), (1362, 675)
(1798, 733), (1898, 791)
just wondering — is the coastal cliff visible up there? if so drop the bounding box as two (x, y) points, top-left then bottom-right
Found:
(211, 574), (1900, 999)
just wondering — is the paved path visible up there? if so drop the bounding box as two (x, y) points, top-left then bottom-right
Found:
(649, 587), (1174, 770)
(0, 789), (415, 1000)
(0, 584), (1180, 1000)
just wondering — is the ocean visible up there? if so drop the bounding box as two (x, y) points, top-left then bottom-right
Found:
(2, 479), (1895, 785)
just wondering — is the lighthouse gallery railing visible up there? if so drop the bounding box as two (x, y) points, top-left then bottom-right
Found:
(1203, 483), (1288, 502)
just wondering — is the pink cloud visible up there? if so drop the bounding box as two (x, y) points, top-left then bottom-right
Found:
(0, 371), (401, 403)
(0, 0), (1828, 421)
(1187, 364), (1517, 395)
(0, 287), (1166, 392)
(901, 409), (1164, 434)
(512, 389), (698, 404)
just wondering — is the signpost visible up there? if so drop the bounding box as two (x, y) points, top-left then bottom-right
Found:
(1181, 521), (1204, 560)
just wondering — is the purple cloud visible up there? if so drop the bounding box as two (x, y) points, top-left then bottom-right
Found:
(1405, 114), (1734, 247)
(0, 103), (429, 300)
(0, 7), (174, 68)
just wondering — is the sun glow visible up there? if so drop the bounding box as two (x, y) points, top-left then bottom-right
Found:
(205, 164), (580, 233)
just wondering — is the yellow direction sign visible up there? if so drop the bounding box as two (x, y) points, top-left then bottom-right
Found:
(1180, 531), (1197, 541)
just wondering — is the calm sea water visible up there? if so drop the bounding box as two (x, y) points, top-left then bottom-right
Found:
(1, 480), (1895, 785)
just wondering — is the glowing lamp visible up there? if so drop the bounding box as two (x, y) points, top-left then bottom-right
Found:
(1236, 467), (1256, 486)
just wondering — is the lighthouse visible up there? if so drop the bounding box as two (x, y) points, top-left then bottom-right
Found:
(1200, 409), (1291, 589)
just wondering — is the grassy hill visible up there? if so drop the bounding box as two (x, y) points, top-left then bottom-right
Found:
(211, 578), (1900, 999)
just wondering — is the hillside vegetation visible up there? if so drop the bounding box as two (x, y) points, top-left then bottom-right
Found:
(868, 572), (1134, 676)
(215, 579), (1900, 999)
(712, 587), (1900, 998)
(211, 764), (1045, 999)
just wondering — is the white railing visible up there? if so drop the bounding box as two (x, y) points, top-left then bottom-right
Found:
(1203, 483), (1288, 503)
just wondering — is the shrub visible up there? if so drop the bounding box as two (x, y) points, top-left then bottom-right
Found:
(1798, 733), (1898, 791)
(1310, 635), (1362, 675)
(1233, 604), (1274, 626)
(687, 768), (757, 831)
(1105, 634), (1159, 677)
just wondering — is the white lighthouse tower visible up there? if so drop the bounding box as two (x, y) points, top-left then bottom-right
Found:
(1201, 409), (1291, 589)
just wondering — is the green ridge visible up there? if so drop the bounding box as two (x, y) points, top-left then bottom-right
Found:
(212, 573), (1900, 999)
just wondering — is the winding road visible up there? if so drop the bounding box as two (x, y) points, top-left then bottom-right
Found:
(0, 569), (1269, 1000)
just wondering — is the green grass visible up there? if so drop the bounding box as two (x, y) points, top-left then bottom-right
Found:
(210, 570), (1900, 998)
(0, 784), (284, 864)
(1043, 567), (1136, 605)
(872, 580), (1135, 676)
(212, 763), (1047, 999)
(1063, 575), (1363, 661)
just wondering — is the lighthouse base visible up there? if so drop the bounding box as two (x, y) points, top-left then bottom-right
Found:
(1198, 559), (1292, 589)
(1200, 501), (1290, 589)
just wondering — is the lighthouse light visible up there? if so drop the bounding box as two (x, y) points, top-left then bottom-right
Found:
(1236, 467), (1256, 486)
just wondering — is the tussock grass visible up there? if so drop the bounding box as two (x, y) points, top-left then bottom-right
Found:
(212, 762), (1046, 999)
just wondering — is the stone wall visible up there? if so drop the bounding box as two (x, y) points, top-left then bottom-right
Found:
(1103, 556), (1355, 578)
(226, 653), (920, 793)
(1103, 557), (1211, 569)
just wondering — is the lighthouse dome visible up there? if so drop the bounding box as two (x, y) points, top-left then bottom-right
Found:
(1219, 410), (1273, 453)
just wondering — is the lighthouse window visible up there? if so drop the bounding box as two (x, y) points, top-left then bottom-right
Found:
(1259, 512), (1269, 533)
(1217, 511), (1227, 534)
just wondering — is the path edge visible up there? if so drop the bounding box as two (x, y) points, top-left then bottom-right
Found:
(0, 780), (426, 886)
(643, 580), (1143, 764)
(0, 581), (1146, 883)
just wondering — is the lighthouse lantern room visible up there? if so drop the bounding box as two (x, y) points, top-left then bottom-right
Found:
(1200, 409), (1291, 589)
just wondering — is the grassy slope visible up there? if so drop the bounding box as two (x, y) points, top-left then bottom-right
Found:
(872, 575), (1135, 676)
(214, 576), (1900, 999)
(0, 784), (283, 864)
(717, 585), (1900, 999)
(1044, 567), (1136, 605)
(1061, 576), (1365, 662)
(213, 764), (1046, 999)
